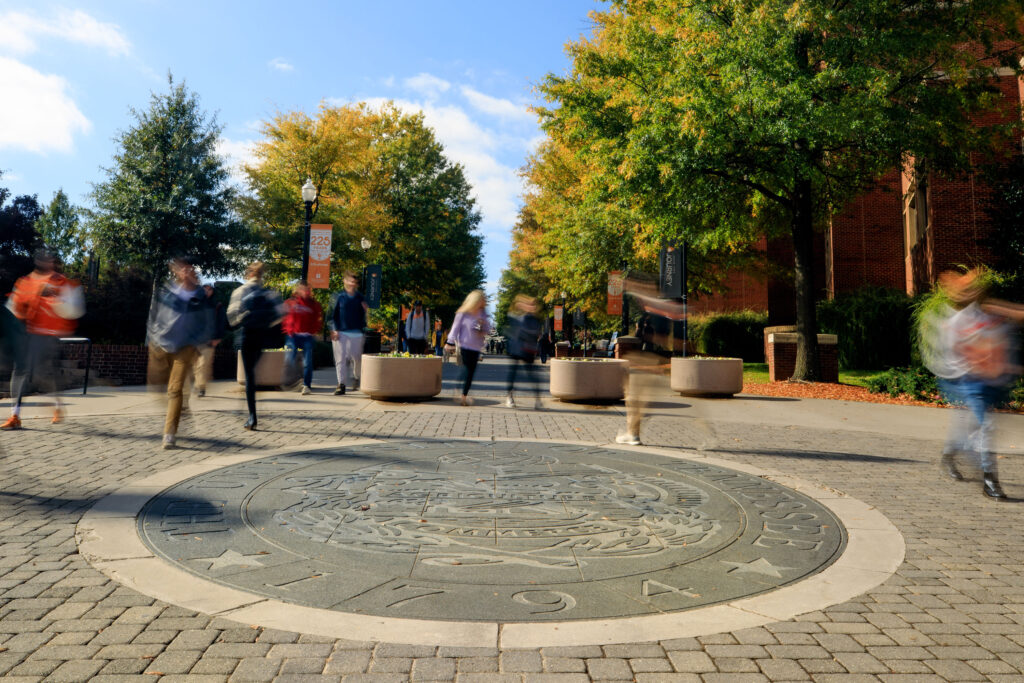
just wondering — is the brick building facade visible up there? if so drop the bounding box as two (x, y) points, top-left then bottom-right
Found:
(688, 71), (1024, 322)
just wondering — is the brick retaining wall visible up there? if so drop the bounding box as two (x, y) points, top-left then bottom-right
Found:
(766, 332), (839, 383)
(61, 343), (240, 386)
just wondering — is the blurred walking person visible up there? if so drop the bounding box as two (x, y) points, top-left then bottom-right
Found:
(504, 295), (543, 409)
(186, 284), (227, 400)
(446, 289), (491, 406)
(147, 258), (213, 448)
(328, 271), (368, 395)
(227, 262), (284, 430)
(405, 301), (430, 355)
(2, 249), (84, 430)
(283, 280), (323, 395)
(923, 269), (1023, 499)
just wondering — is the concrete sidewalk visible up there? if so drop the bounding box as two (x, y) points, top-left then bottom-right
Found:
(1, 360), (1023, 682)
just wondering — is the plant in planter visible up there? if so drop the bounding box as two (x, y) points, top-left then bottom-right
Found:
(549, 357), (628, 402)
(670, 356), (743, 397)
(236, 348), (300, 388)
(360, 353), (443, 400)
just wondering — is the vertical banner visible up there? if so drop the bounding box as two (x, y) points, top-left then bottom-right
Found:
(553, 305), (564, 332)
(364, 264), (382, 308)
(308, 224), (332, 289)
(607, 270), (624, 315)
(659, 244), (683, 298)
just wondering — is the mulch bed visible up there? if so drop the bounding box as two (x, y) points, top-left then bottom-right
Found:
(741, 381), (943, 408)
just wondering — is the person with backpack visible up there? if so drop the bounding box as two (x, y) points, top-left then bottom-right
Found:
(404, 301), (430, 355)
(283, 280), (323, 395)
(146, 257), (213, 448)
(1, 248), (85, 430)
(503, 295), (543, 409)
(327, 271), (368, 395)
(228, 262), (285, 430)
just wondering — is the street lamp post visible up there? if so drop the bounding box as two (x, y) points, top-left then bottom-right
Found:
(300, 178), (316, 282)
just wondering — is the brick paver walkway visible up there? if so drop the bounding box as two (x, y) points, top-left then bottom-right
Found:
(1, 378), (1023, 682)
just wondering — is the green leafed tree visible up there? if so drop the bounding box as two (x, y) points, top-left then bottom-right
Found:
(538, 0), (1024, 379)
(35, 189), (86, 270)
(90, 75), (255, 287)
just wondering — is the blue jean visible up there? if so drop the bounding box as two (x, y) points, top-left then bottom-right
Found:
(285, 334), (315, 388)
(939, 377), (1005, 472)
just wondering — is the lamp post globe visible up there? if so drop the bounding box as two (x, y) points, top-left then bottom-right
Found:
(300, 178), (316, 282)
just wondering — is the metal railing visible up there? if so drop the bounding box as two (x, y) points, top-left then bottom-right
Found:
(59, 337), (92, 395)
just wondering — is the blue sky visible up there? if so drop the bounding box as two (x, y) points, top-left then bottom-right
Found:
(0, 0), (602, 292)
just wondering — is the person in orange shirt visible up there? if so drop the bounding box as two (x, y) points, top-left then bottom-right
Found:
(2, 249), (84, 430)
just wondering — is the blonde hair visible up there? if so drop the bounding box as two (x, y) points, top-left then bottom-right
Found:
(457, 289), (486, 314)
(245, 261), (265, 282)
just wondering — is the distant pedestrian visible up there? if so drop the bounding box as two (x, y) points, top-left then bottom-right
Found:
(2, 249), (85, 430)
(328, 271), (368, 395)
(446, 289), (491, 406)
(405, 301), (430, 355)
(146, 257), (213, 448)
(283, 280), (323, 395)
(227, 262), (285, 431)
(433, 319), (444, 356)
(504, 295), (543, 409)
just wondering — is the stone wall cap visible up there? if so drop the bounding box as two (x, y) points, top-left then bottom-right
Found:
(768, 332), (838, 345)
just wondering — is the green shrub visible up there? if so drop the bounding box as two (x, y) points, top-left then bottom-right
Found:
(688, 310), (768, 362)
(817, 287), (914, 370)
(865, 366), (941, 401)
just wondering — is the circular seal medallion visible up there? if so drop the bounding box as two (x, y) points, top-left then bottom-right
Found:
(138, 441), (846, 622)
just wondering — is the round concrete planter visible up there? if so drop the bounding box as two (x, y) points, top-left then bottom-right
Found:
(549, 358), (627, 402)
(236, 350), (299, 388)
(360, 354), (443, 400)
(670, 357), (743, 397)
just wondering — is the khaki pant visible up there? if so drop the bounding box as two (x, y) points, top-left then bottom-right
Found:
(623, 351), (664, 438)
(190, 344), (215, 392)
(148, 345), (197, 436)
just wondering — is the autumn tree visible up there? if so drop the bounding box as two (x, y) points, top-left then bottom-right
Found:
(91, 76), (254, 286)
(0, 172), (42, 296)
(240, 102), (485, 330)
(538, 0), (1024, 379)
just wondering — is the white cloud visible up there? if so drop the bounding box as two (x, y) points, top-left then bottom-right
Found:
(216, 137), (258, 188)
(362, 97), (525, 230)
(268, 57), (294, 72)
(0, 9), (130, 57)
(0, 57), (90, 153)
(460, 86), (533, 123)
(403, 72), (451, 100)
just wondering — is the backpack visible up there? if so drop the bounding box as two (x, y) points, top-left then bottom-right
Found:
(243, 290), (278, 330)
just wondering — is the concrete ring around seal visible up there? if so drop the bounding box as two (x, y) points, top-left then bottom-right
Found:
(76, 438), (904, 648)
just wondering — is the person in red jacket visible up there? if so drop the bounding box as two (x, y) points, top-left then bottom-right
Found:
(2, 249), (84, 430)
(283, 280), (323, 394)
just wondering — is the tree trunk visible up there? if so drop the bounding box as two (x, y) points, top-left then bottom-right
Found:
(791, 178), (820, 381)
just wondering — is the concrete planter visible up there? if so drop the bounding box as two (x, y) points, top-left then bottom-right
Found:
(549, 358), (627, 402)
(360, 354), (443, 400)
(237, 350), (299, 388)
(670, 357), (743, 397)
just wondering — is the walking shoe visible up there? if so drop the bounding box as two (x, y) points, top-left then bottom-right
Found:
(52, 407), (64, 424)
(505, 395), (515, 408)
(615, 432), (641, 446)
(162, 434), (176, 450)
(940, 452), (963, 481)
(983, 472), (1007, 499)
(1, 415), (21, 430)
(196, 388), (205, 397)
(334, 384), (346, 395)
(460, 395), (473, 406)
(301, 385), (311, 395)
